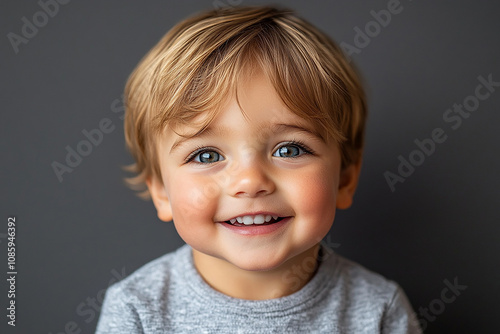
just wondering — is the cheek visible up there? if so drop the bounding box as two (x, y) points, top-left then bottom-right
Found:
(285, 165), (339, 226)
(170, 176), (217, 219)
(166, 172), (221, 240)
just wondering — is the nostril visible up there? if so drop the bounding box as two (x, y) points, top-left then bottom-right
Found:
(229, 168), (276, 198)
(234, 189), (272, 198)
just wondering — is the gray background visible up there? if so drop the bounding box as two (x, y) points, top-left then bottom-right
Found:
(1, 0), (499, 333)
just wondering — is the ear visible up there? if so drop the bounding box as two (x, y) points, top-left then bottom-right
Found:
(146, 176), (173, 222)
(336, 159), (362, 210)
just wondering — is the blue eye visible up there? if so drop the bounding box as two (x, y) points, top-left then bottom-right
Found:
(273, 144), (306, 158)
(193, 150), (224, 164)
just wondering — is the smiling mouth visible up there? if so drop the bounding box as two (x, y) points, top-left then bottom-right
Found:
(223, 215), (285, 227)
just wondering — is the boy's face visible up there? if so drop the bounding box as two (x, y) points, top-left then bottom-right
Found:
(148, 71), (360, 272)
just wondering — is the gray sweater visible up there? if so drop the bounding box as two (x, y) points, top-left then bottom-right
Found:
(95, 244), (421, 333)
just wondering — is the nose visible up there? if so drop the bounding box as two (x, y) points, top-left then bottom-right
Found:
(227, 159), (275, 198)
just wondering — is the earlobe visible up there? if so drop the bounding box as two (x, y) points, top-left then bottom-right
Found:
(336, 160), (362, 210)
(146, 176), (173, 222)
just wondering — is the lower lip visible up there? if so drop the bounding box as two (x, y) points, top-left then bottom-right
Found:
(218, 217), (291, 236)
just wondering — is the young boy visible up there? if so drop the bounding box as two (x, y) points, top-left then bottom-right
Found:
(96, 6), (421, 333)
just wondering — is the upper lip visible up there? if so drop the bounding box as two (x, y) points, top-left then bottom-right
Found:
(220, 211), (288, 222)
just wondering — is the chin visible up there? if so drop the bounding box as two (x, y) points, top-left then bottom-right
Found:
(233, 262), (283, 272)
(226, 254), (289, 272)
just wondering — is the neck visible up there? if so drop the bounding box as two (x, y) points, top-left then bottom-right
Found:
(192, 245), (321, 300)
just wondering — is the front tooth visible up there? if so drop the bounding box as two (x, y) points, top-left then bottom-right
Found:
(253, 215), (265, 224)
(265, 215), (272, 222)
(236, 217), (243, 224)
(272, 215), (278, 220)
(230, 218), (236, 224)
(242, 216), (254, 225)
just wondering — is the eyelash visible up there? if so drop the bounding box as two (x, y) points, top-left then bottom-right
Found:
(277, 140), (315, 157)
(184, 146), (220, 164)
(183, 140), (315, 164)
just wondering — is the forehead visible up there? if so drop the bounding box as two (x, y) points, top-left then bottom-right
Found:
(163, 71), (323, 143)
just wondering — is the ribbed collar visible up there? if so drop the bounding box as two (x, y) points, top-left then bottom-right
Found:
(175, 244), (340, 318)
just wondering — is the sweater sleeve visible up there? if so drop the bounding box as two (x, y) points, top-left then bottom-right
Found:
(95, 283), (145, 334)
(381, 285), (422, 334)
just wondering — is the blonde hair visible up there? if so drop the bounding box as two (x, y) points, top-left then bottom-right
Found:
(124, 6), (367, 198)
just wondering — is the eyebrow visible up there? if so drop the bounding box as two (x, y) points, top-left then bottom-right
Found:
(169, 126), (226, 154)
(272, 123), (323, 139)
(169, 122), (323, 154)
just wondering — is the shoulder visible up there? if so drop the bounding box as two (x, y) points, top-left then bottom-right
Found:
(318, 246), (400, 299)
(106, 244), (190, 303)
(319, 249), (421, 332)
(96, 245), (192, 333)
